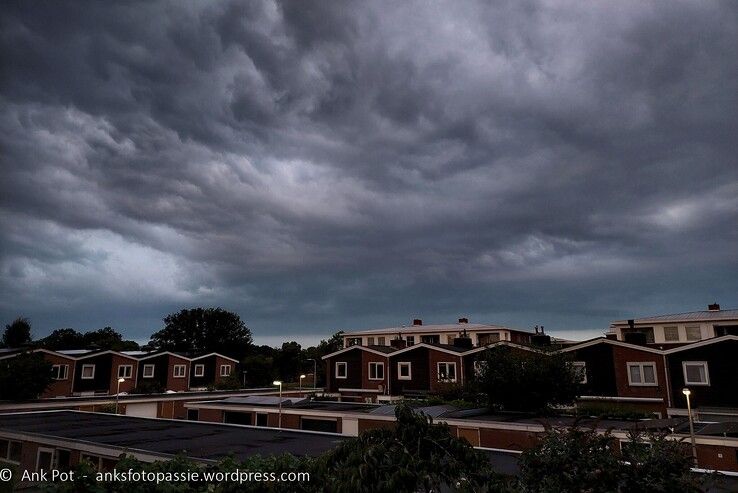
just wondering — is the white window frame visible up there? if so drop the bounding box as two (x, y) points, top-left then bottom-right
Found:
(194, 364), (205, 377)
(406, 336), (415, 346)
(368, 362), (385, 380)
(1, 439), (22, 464)
(335, 362), (347, 379)
(398, 362), (412, 380)
(81, 364), (95, 380)
(682, 361), (710, 386)
(117, 365), (133, 379)
(367, 337), (375, 346)
(377, 337), (386, 346)
(142, 364), (155, 378)
(51, 364), (69, 380)
(572, 361), (587, 384)
(220, 364), (232, 377)
(663, 326), (680, 342)
(437, 362), (457, 382)
(626, 362), (658, 386)
(685, 325), (702, 341)
(173, 364), (186, 378)
(36, 447), (55, 472)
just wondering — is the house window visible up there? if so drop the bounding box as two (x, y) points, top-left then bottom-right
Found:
(406, 336), (415, 346)
(663, 326), (680, 342)
(627, 362), (657, 386)
(367, 337), (375, 346)
(685, 326), (702, 341)
(187, 409), (199, 421)
(256, 413), (268, 426)
(142, 364), (155, 378)
(437, 362), (457, 382)
(51, 364), (69, 380)
(572, 362), (587, 384)
(81, 454), (103, 470)
(81, 364), (95, 379)
(117, 365), (133, 379)
(347, 338), (361, 347)
(335, 362), (347, 379)
(0, 439), (22, 463)
(421, 335), (440, 344)
(36, 447), (54, 472)
(473, 360), (488, 377)
(369, 362), (385, 380)
(194, 364), (205, 377)
(478, 333), (501, 345)
(173, 364), (186, 378)
(398, 362), (412, 380)
(377, 337), (386, 346)
(683, 361), (710, 385)
(220, 364), (232, 377)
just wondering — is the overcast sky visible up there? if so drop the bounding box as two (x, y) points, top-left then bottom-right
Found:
(1, 1), (736, 346)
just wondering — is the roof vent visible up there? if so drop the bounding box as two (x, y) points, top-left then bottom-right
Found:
(413, 319), (422, 326)
(708, 303), (720, 311)
(458, 317), (468, 324)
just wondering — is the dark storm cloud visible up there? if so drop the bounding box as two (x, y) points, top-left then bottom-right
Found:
(1, 0), (737, 342)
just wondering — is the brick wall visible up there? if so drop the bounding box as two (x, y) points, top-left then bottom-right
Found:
(109, 354), (138, 394)
(42, 354), (76, 398)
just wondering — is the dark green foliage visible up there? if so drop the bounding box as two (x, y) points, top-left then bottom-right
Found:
(241, 353), (276, 386)
(0, 352), (52, 400)
(477, 347), (580, 412)
(83, 327), (140, 351)
(150, 308), (252, 358)
(2, 317), (32, 347)
(214, 375), (242, 390)
(274, 341), (302, 382)
(38, 328), (85, 349)
(319, 403), (502, 492)
(518, 426), (704, 493)
(131, 380), (165, 395)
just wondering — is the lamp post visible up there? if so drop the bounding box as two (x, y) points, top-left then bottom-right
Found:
(299, 374), (306, 394)
(116, 377), (125, 414)
(273, 380), (282, 429)
(683, 388), (698, 466)
(306, 358), (317, 389)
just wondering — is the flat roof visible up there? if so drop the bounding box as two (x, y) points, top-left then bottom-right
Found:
(611, 308), (738, 325)
(0, 411), (344, 461)
(343, 323), (528, 336)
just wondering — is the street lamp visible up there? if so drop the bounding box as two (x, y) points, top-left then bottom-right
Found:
(273, 380), (282, 429)
(115, 377), (125, 414)
(682, 388), (698, 466)
(306, 358), (317, 390)
(299, 374), (306, 394)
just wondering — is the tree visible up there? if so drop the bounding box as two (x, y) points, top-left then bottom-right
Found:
(302, 331), (344, 385)
(0, 352), (52, 400)
(319, 403), (501, 492)
(241, 353), (276, 387)
(2, 317), (32, 348)
(517, 426), (703, 493)
(83, 327), (140, 351)
(274, 341), (302, 382)
(149, 308), (252, 358)
(38, 328), (85, 350)
(477, 346), (580, 412)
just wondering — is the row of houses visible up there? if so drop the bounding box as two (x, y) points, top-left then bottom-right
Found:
(0, 348), (239, 398)
(324, 305), (738, 419)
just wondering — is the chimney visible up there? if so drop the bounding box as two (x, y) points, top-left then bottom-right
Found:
(708, 303), (720, 311)
(413, 319), (422, 326)
(628, 319), (635, 329)
(452, 330), (473, 349)
(390, 338), (407, 349)
(458, 317), (468, 324)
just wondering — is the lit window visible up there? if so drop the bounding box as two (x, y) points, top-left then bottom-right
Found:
(369, 362), (384, 380)
(683, 361), (709, 385)
(398, 362), (411, 380)
(142, 364), (155, 378)
(627, 362), (657, 386)
(335, 362), (347, 379)
(685, 326), (702, 341)
(194, 364), (204, 377)
(220, 364), (232, 377)
(663, 326), (679, 342)
(437, 362), (457, 382)
(173, 365), (186, 378)
(117, 365), (133, 379)
(81, 364), (95, 379)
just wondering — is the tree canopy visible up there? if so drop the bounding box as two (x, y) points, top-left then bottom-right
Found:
(149, 307), (252, 358)
(0, 352), (52, 400)
(38, 326), (139, 351)
(2, 317), (32, 348)
(477, 346), (581, 412)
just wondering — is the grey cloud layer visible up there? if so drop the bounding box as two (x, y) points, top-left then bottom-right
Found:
(1, 0), (737, 340)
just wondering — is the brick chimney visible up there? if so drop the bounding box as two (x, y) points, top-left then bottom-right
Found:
(708, 303), (720, 311)
(458, 317), (468, 324)
(413, 319), (422, 326)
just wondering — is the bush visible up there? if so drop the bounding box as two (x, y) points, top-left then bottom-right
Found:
(131, 380), (164, 395)
(214, 375), (242, 390)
